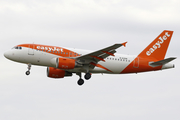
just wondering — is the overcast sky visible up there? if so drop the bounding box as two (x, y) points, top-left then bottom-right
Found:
(0, 0), (180, 120)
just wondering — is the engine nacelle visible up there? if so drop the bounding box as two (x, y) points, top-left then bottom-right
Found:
(56, 57), (76, 69)
(47, 67), (72, 78)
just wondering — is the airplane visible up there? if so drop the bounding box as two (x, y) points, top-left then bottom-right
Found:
(4, 30), (176, 86)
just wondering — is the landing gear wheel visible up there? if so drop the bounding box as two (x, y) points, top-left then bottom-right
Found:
(26, 71), (30, 75)
(84, 73), (91, 80)
(77, 79), (84, 86)
(26, 63), (31, 76)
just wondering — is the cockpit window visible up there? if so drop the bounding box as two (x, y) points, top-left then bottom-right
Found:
(12, 46), (22, 50)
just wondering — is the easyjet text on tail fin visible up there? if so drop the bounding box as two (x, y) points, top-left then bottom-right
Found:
(138, 30), (173, 60)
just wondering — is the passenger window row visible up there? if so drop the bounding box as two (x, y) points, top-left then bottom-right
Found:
(106, 57), (130, 62)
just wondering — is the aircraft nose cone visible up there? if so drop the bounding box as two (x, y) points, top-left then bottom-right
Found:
(4, 51), (9, 58)
(4, 51), (13, 60)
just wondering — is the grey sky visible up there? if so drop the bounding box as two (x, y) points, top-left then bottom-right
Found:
(0, 0), (180, 120)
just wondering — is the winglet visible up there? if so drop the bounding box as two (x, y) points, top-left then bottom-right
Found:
(122, 42), (127, 47)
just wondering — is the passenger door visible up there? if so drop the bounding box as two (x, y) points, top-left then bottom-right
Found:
(28, 44), (34, 55)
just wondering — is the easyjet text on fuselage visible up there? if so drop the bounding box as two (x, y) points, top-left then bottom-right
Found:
(37, 46), (63, 52)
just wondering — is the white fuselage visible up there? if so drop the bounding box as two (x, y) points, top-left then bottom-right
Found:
(3, 30), (176, 85)
(4, 46), (136, 74)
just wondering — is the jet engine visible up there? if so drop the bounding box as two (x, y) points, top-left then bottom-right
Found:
(50, 57), (76, 69)
(56, 57), (76, 69)
(47, 67), (72, 78)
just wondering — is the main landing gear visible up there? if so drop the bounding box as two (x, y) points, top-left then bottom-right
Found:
(76, 72), (92, 86)
(84, 73), (91, 80)
(26, 64), (31, 75)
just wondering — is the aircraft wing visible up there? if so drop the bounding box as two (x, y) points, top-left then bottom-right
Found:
(75, 42), (127, 64)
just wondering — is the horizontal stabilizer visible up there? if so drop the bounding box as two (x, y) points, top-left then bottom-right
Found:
(150, 57), (176, 67)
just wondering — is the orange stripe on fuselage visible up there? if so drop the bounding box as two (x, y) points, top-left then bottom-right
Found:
(121, 57), (162, 73)
(17, 44), (81, 57)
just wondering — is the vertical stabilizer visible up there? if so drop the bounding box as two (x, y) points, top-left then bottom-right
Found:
(138, 30), (173, 60)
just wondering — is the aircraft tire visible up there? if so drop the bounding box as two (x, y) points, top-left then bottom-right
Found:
(84, 73), (91, 80)
(26, 71), (30, 75)
(77, 79), (84, 86)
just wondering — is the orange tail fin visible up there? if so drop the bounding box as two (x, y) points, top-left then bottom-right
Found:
(138, 30), (173, 60)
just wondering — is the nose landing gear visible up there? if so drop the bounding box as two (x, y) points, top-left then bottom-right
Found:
(26, 71), (30, 75)
(26, 64), (31, 75)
